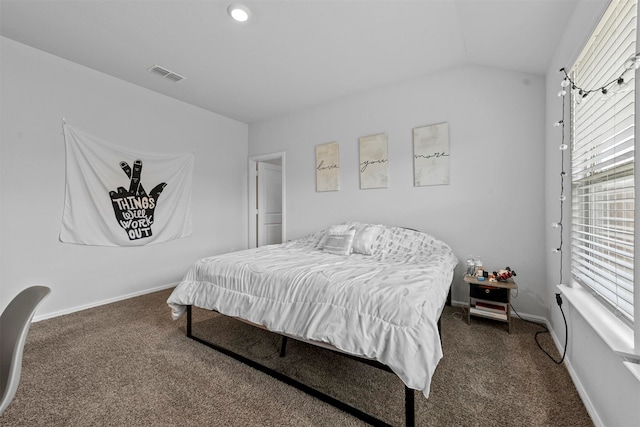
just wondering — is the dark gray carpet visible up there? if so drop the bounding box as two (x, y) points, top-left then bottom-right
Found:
(0, 288), (592, 426)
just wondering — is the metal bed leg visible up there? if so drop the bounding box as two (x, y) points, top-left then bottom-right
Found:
(405, 386), (415, 427)
(280, 336), (288, 357)
(186, 305), (192, 338)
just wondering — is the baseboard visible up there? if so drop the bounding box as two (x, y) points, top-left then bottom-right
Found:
(32, 282), (180, 322)
(450, 299), (466, 308)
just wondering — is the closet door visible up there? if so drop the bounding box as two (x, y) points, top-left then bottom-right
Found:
(257, 162), (282, 246)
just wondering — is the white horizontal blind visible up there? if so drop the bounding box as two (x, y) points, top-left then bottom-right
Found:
(571, 0), (637, 322)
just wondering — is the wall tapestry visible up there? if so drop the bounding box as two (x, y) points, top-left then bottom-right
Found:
(359, 133), (388, 189)
(315, 141), (340, 192)
(60, 124), (194, 246)
(413, 122), (450, 186)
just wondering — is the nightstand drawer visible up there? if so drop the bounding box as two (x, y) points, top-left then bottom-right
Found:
(469, 284), (509, 303)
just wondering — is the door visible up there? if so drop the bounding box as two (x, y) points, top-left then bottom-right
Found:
(248, 152), (286, 248)
(257, 162), (282, 246)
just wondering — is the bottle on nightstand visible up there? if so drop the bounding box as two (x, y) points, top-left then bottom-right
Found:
(466, 256), (475, 275)
(475, 257), (483, 277)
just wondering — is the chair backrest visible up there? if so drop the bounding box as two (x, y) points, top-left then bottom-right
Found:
(0, 286), (51, 415)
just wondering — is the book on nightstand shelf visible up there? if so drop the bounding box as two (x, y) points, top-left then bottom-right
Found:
(474, 301), (507, 314)
(469, 307), (508, 320)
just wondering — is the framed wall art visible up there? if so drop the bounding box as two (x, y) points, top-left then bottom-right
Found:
(359, 133), (388, 189)
(315, 141), (340, 192)
(413, 122), (450, 186)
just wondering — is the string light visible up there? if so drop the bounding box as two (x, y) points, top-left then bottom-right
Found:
(557, 51), (639, 104)
(552, 82), (567, 282)
(553, 51), (639, 290)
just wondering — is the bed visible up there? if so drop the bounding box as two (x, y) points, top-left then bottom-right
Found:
(167, 222), (458, 426)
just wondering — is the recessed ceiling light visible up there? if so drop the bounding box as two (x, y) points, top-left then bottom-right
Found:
(228, 4), (250, 22)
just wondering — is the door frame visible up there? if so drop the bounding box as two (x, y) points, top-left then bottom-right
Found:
(248, 151), (286, 248)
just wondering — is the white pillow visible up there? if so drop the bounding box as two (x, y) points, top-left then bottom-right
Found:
(351, 224), (382, 255)
(323, 229), (356, 255)
(319, 224), (352, 247)
(328, 224), (352, 233)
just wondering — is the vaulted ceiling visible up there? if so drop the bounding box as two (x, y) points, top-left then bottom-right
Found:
(0, 0), (584, 123)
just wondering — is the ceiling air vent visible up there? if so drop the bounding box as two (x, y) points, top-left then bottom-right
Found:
(147, 65), (186, 83)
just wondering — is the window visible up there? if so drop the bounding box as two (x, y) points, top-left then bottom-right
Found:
(571, 0), (637, 323)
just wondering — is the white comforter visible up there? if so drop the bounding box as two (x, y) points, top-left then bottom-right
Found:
(167, 227), (458, 397)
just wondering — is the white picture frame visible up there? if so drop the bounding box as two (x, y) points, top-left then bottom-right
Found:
(315, 142), (340, 192)
(359, 133), (388, 189)
(413, 122), (450, 186)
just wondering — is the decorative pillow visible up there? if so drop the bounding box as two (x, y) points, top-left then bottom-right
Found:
(319, 224), (352, 247)
(351, 224), (382, 255)
(322, 229), (356, 255)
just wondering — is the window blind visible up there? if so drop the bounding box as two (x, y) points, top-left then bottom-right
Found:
(571, 0), (637, 322)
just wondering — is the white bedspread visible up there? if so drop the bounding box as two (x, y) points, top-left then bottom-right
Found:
(167, 226), (458, 397)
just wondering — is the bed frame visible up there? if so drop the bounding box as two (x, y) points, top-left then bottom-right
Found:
(185, 287), (451, 427)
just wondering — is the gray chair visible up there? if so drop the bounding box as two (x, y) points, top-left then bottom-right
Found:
(0, 286), (51, 415)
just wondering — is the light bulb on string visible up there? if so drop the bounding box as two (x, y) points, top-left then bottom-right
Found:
(559, 143), (568, 150)
(552, 222), (561, 228)
(559, 195), (567, 201)
(553, 120), (563, 127)
(612, 77), (629, 94)
(574, 88), (590, 105)
(560, 78), (570, 87)
(552, 247), (562, 253)
(598, 87), (611, 102)
(558, 89), (566, 97)
(624, 53), (640, 70)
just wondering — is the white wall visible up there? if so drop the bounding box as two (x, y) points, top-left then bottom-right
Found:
(0, 37), (249, 319)
(249, 65), (547, 315)
(545, 1), (640, 426)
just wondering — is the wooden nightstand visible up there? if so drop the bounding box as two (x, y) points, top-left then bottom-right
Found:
(463, 274), (517, 333)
